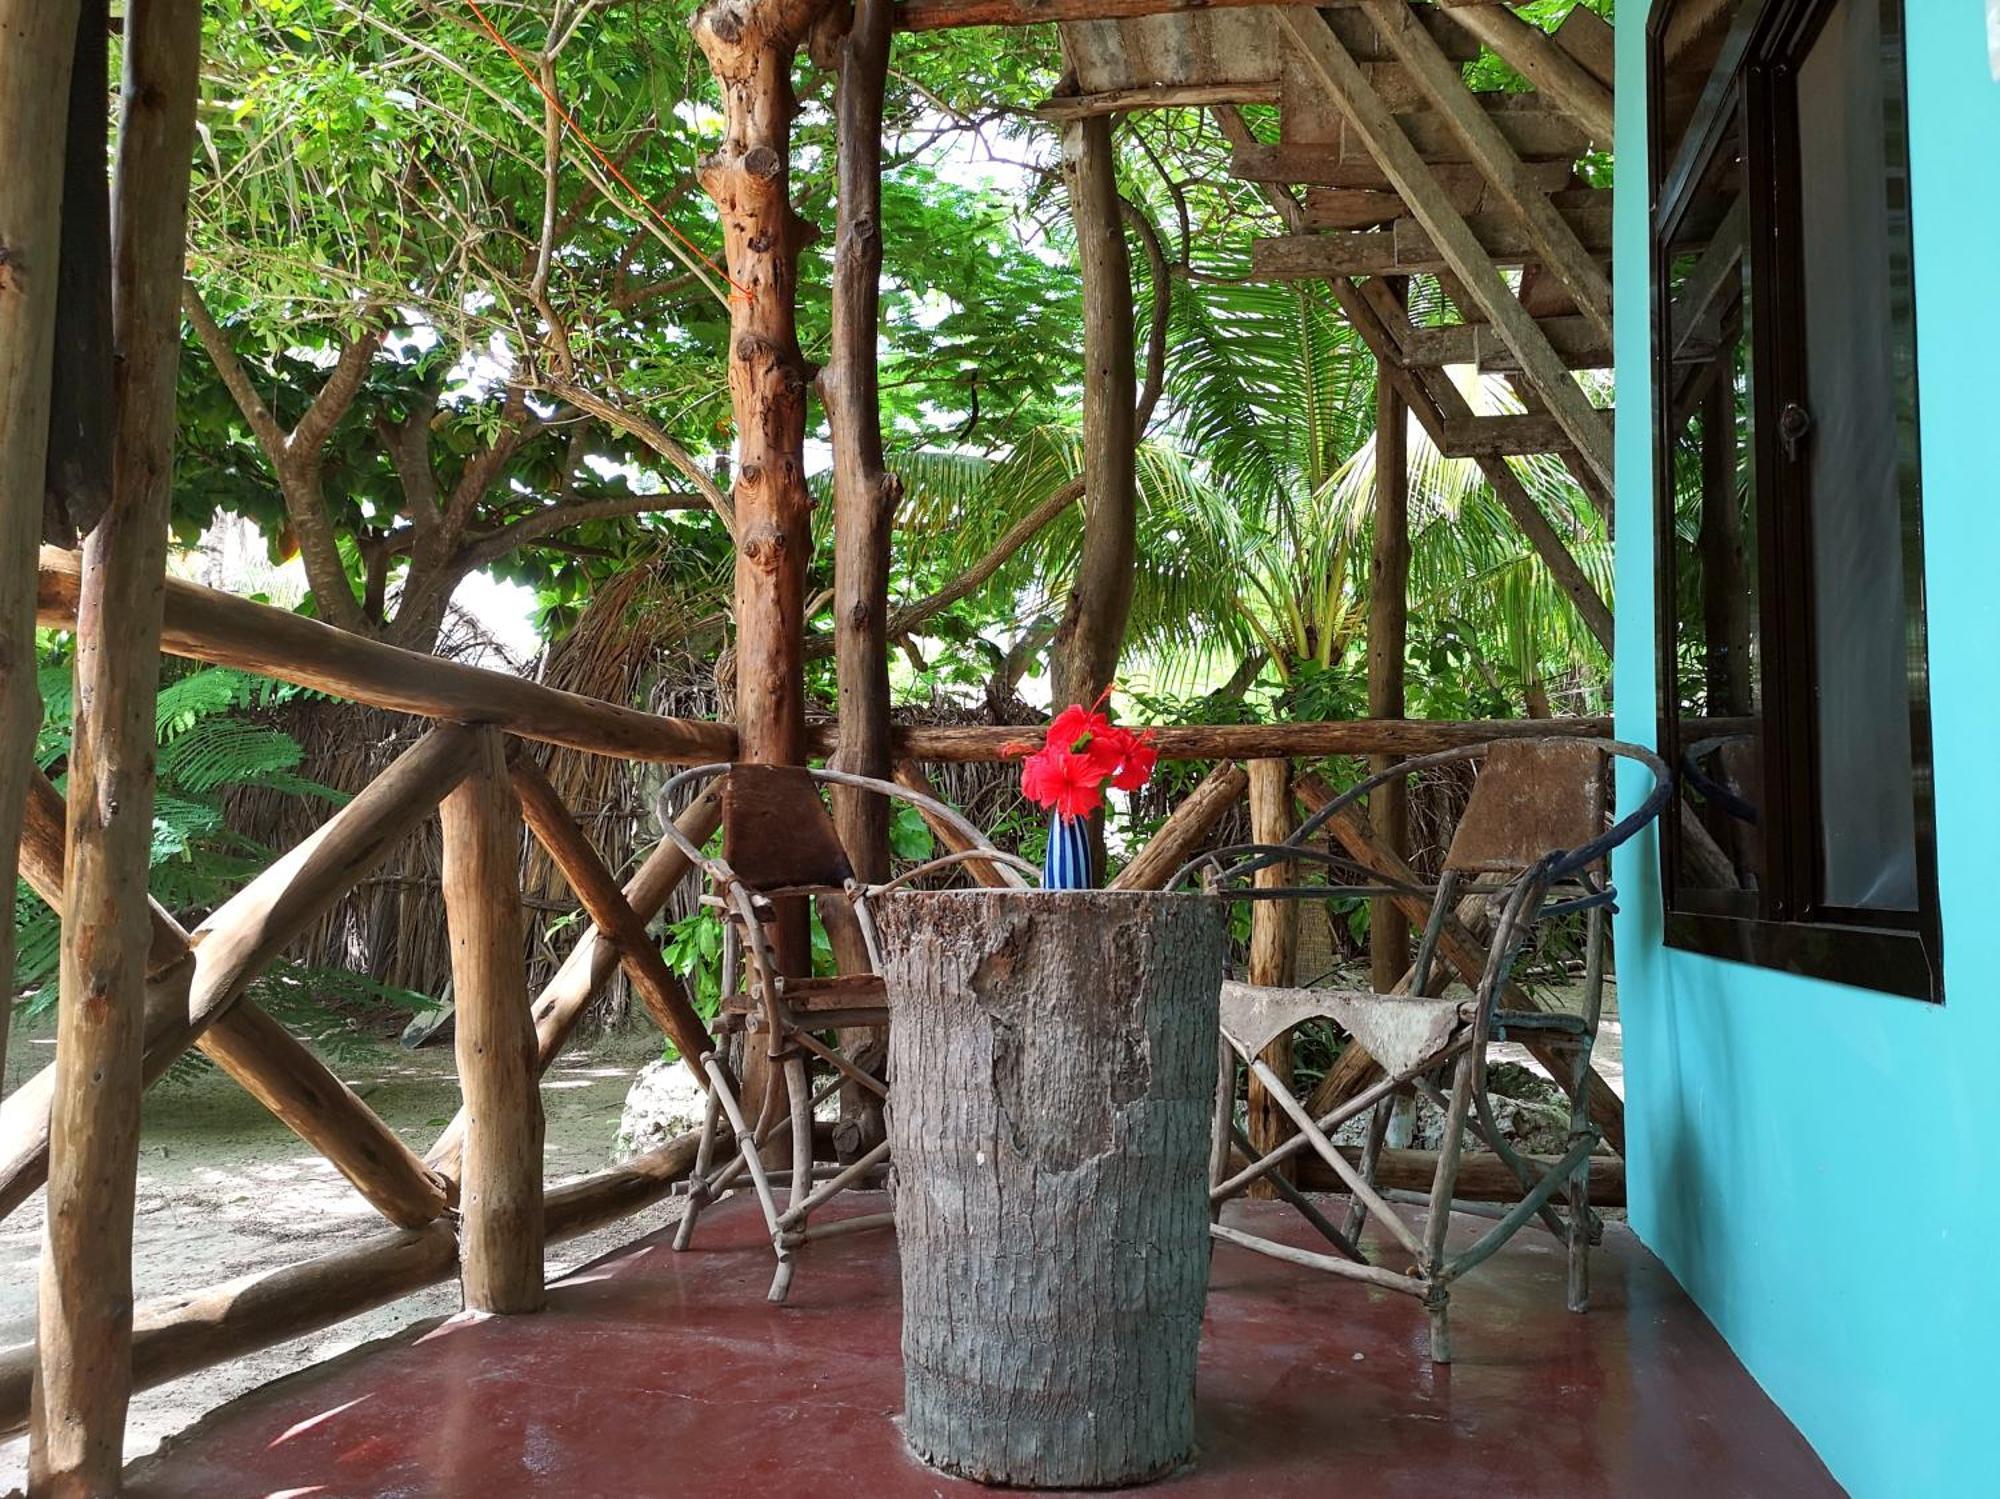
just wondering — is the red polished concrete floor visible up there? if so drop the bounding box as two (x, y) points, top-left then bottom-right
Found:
(125, 1192), (1839, 1498)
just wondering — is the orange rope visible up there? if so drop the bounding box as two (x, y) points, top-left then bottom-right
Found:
(460, 0), (753, 305)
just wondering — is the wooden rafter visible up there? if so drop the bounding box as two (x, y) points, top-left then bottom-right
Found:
(1276, 7), (1613, 490)
(1450, 3), (1614, 144)
(1356, 0), (1614, 348)
(1211, 106), (1614, 651)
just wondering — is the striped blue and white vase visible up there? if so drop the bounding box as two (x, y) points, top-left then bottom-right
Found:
(1043, 812), (1093, 890)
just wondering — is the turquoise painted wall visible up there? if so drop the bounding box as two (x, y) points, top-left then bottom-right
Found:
(1613, 7), (2000, 1496)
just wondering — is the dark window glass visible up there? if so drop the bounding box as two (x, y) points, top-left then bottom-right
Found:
(1649, 0), (1940, 998)
(1794, 0), (1917, 910)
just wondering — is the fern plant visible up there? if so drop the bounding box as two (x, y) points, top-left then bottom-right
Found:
(10, 646), (394, 1047)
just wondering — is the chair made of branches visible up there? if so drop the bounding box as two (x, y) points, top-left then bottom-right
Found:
(1180, 737), (1670, 1362)
(657, 763), (1034, 1303)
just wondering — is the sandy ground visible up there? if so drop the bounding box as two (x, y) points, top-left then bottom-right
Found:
(0, 1021), (675, 1491)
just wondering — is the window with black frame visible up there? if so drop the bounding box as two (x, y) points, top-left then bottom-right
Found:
(1649, 0), (1940, 999)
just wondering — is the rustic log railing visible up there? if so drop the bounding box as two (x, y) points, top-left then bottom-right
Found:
(4, 560), (1630, 1444)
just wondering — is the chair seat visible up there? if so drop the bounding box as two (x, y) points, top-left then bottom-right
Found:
(721, 972), (889, 1015)
(1220, 979), (1467, 1079)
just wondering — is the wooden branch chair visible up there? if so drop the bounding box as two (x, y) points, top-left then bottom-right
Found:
(655, 763), (1034, 1302)
(1180, 737), (1669, 1362)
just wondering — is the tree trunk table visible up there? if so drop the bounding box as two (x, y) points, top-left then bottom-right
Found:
(877, 889), (1225, 1489)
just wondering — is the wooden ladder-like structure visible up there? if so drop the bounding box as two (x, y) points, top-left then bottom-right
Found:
(1044, 0), (1625, 651)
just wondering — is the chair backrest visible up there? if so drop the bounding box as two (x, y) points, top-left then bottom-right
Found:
(721, 764), (855, 892)
(1442, 739), (1608, 875)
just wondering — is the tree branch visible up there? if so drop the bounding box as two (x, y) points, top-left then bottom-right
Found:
(454, 491), (704, 571)
(182, 280), (287, 460)
(182, 279), (372, 635)
(805, 474), (1086, 661)
(290, 328), (385, 456)
(538, 378), (737, 541)
(1122, 195), (1171, 432)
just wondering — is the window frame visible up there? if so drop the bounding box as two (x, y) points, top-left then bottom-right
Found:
(1647, 0), (1943, 1002)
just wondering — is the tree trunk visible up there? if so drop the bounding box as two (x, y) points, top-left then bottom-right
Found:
(0, 0), (83, 1087)
(879, 889), (1224, 1489)
(694, 0), (827, 1150)
(1049, 115), (1138, 712)
(826, 0), (897, 885)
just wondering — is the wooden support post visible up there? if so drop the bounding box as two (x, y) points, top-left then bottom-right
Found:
(1369, 297), (1412, 996)
(439, 728), (543, 1314)
(425, 783), (724, 1178)
(0, 0), (83, 1081)
(826, 0), (899, 891)
(1110, 762), (1249, 891)
(32, 2), (202, 1489)
(694, 0), (828, 1161)
(1278, 8), (1613, 488)
(1244, 759), (1299, 1194)
(509, 755), (713, 1082)
(1050, 114), (1139, 715)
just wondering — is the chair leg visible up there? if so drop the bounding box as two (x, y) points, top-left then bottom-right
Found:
(1208, 1031), (1235, 1225)
(1426, 1293), (1453, 1365)
(768, 1053), (814, 1304)
(1565, 1147), (1591, 1314)
(674, 1068), (726, 1253)
(1342, 1093), (1392, 1246)
(1421, 1047), (1477, 1365)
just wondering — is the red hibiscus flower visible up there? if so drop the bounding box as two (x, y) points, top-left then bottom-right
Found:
(1020, 742), (1113, 818)
(1008, 690), (1159, 818)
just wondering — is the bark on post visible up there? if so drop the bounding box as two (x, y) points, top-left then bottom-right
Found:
(693, 0), (828, 1147)
(1050, 115), (1138, 713)
(439, 728), (544, 1315)
(880, 889), (1224, 1489)
(31, 3), (202, 1490)
(1244, 759), (1299, 1195)
(825, 0), (899, 886)
(1368, 305), (1412, 996)
(0, 0), (84, 1080)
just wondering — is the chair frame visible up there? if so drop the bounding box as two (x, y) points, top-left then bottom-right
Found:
(655, 763), (1034, 1302)
(1181, 737), (1670, 1361)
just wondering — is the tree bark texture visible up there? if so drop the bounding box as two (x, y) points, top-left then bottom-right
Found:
(439, 728), (544, 1315)
(694, 0), (824, 776)
(43, 0), (112, 548)
(1368, 311), (1412, 996)
(694, 0), (827, 1141)
(826, 0), (899, 886)
(32, 3), (201, 1490)
(0, 0), (83, 1084)
(1050, 116), (1138, 712)
(879, 889), (1225, 1489)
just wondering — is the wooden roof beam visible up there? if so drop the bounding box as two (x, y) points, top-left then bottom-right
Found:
(1278, 7), (1613, 489)
(1212, 102), (1614, 653)
(896, 0), (1486, 32)
(1357, 0), (1613, 349)
(1449, 4), (1614, 145)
